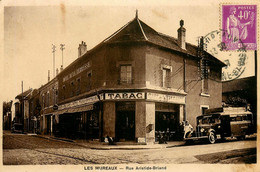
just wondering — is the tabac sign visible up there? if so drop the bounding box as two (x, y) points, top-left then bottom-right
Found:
(105, 92), (145, 100)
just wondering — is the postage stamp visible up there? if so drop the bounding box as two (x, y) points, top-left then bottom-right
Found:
(221, 4), (257, 50)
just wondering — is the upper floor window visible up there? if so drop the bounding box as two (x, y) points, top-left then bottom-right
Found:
(76, 78), (81, 95)
(62, 85), (66, 100)
(87, 71), (92, 91)
(53, 88), (58, 104)
(47, 92), (50, 107)
(162, 68), (171, 87)
(120, 65), (132, 84)
(71, 81), (75, 97)
(161, 65), (172, 88)
(42, 94), (45, 108)
(202, 78), (208, 94)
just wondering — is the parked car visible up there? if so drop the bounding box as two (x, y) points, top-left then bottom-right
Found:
(11, 123), (24, 133)
(184, 107), (254, 144)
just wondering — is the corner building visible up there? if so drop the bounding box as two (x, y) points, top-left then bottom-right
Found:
(53, 15), (225, 144)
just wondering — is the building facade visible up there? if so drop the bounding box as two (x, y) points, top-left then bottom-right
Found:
(14, 88), (33, 132)
(39, 77), (58, 135)
(36, 15), (225, 144)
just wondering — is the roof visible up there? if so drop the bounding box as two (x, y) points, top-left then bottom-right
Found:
(103, 16), (225, 66)
(15, 88), (33, 100)
(56, 14), (225, 79)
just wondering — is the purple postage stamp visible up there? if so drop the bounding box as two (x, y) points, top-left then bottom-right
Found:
(222, 5), (257, 50)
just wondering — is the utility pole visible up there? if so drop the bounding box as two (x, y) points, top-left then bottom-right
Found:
(52, 44), (56, 78)
(60, 44), (65, 70)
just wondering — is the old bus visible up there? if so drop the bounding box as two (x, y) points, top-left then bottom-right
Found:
(184, 107), (254, 144)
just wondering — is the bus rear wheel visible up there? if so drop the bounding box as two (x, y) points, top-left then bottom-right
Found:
(208, 132), (216, 144)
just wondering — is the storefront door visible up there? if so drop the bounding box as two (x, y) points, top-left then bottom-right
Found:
(116, 111), (135, 141)
(115, 102), (135, 141)
(46, 115), (51, 135)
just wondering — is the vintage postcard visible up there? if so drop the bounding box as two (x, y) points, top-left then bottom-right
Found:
(1, 0), (259, 172)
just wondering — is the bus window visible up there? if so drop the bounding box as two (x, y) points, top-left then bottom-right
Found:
(209, 118), (215, 124)
(202, 118), (208, 124)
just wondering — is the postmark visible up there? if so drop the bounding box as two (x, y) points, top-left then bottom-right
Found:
(221, 4), (257, 51)
(203, 30), (253, 81)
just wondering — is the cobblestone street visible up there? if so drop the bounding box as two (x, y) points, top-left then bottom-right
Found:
(3, 131), (257, 165)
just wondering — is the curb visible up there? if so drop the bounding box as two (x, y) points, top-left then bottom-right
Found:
(33, 134), (185, 150)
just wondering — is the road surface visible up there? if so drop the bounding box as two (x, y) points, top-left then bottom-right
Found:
(3, 131), (256, 165)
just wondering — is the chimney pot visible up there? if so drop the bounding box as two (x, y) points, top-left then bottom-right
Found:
(177, 19), (186, 50)
(180, 20), (184, 27)
(78, 41), (87, 58)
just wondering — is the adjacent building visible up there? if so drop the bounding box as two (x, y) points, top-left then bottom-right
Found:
(39, 77), (58, 135)
(14, 88), (33, 132)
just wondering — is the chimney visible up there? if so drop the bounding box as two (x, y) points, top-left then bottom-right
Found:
(48, 70), (50, 82)
(78, 41), (87, 58)
(56, 68), (59, 76)
(177, 20), (186, 50)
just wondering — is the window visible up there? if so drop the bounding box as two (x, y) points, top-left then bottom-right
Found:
(202, 118), (209, 124)
(71, 81), (75, 97)
(62, 85), (66, 99)
(87, 72), (92, 91)
(162, 68), (171, 87)
(42, 94), (45, 108)
(76, 78), (81, 95)
(202, 78), (208, 94)
(53, 88), (58, 104)
(120, 65), (132, 84)
(47, 92), (50, 107)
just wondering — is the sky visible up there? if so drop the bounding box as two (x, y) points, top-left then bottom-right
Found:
(1, 0), (256, 102)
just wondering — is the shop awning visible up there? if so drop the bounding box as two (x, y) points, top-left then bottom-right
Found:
(53, 104), (94, 115)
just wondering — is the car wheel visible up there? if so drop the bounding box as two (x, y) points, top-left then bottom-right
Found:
(208, 132), (216, 144)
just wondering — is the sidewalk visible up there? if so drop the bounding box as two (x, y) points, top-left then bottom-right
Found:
(34, 134), (186, 150)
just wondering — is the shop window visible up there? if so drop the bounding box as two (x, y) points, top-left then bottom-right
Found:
(120, 65), (132, 84)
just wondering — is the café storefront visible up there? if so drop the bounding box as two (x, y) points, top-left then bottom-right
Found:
(53, 90), (185, 143)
